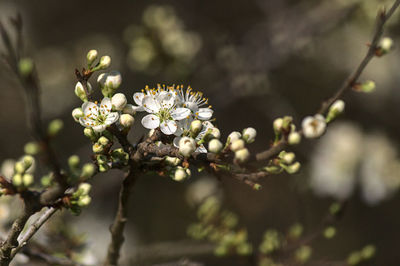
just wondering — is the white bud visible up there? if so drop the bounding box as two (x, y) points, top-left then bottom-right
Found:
(179, 137), (196, 157)
(99, 55), (111, 69)
(210, 127), (220, 139)
(231, 139), (245, 152)
(173, 167), (188, 182)
(119, 114), (135, 128)
(164, 156), (181, 166)
(227, 131), (241, 143)
(273, 118), (283, 132)
(286, 162), (301, 174)
(235, 148), (250, 163)
(208, 139), (223, 154)
(242, 127), (257, 143)
(98, 136), (109, 146)
(105, 71), (122, 89)
(79, 183), (91, 195)
(78, 195), (92, 207)
(378, 37), (394, 54)
(86, 49), (98, 65)
(288, 132), (301, 145)
(282, 152), (295, 164)
(190, 120), (202, 135)
(331, 100), (345, 113)
(302, 114), (326, 139)
(122, 104), (136, 115)
(72, 108), (84, 122)
(111, 93), (127, 111)
(22, 173), (34, 187)
(12, 174), (22, 186)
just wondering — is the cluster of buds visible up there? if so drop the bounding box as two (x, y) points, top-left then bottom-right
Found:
(225, 128), (256, 164)
(273, 116), (301, 145)
(187, 196), (253, 257)
(12, 155), (35, 188)
(67, 155), (96, 182)
(67, 183), (92, 215)
(98, 71), (122, 98)
(262, 151), (301, 174)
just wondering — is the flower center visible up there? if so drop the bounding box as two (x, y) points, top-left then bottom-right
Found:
(158, 108), (172, 122)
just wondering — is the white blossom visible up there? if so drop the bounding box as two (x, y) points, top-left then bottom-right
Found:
(302, 114), (326, 138)
(141, 92), (190, 135)
(79, 98), (119, 133)
(171, 85), (213, 120)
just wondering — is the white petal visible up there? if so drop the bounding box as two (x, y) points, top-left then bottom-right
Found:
(173, 136), (181, 148)
(196, 145), (208, 153)
(184, 102), (199, 112)
(100, 97), (112, 115)
(92, 124), (107, 132)
(133, 92), (144, 106)
(196, 108), (213, 120)
(105, 112), (119, 125)
(141, 114), (160, 129)
(142, 96), (161, 113)
(171, 108), (191, 120)
(131, 105), (145, 112)
(159, 93), (175, 109)
(82, 102), (99, 119)
(160, 120), (177, 135)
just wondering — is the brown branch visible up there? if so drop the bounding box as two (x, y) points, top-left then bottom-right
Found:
(11, 207), (58, 258)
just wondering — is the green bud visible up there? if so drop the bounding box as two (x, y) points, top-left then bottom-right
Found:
(14, 162), (26, 174)
(98, 163), (110, 172)
(22, 155), (34, 170)
(360, 80), (376, 93)
(98, 136), (109, 146)
(86, 49), (98, 66)
(295, 245), (312, 263)
(22, 173), (34, 187)
(75, 82), (88, 102)
(92, 143), (104, 154)
(78, 183), (91, 195)
(24, 141), (40, 155)
(285, 162), (301, 174)
(12, 174), (23, 186)
(41, 174), (53, 187)
(99, 55), (111, 69)
(361, 245), (376, 259)
(68, 155), (80, 170)
(48, 119), (64, 137)
(289, 223), (303, 239)
(279, 151), (295, 164)
(326, 100), (345, 123)
(323, 226), (336, 239)
(78, 195), (91, 207)
(329, 202), (341, 215)
(214, 244), (228, 257)
(237, 243), (253, 256)
(18, 58), (34, 77)
(347, 251), (362, 265)
(263, 165), (282, 174)
(81, 163), (96, 179)
(253, 183), (262, 190)
(97, 155), (108, 164)
(84, 128), (98, 142)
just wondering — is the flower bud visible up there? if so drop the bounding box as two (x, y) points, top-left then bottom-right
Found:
(84, 128), (98, 142)
(282, 116), (293, 131)
(231, 139), (245, 152)
(78, 195), (92, 207)
(242, 127), (256, 143)
(72, 108), (84, 122)
(190, 120), (202, 135)
(179, 137), (196, 157)
(377, 37), (393, 55)
(122, 104), (136, 115)
(47, 119), (64, 137)
(74, 82), (92, 102)
(280, 152), (295, 164)
(285, 162), (301, 174)
(164, 156), (181, 166)
(273, 118), (283, 133)
(208, 139), (223, 154)
(81, 163), (96, 179)
(18, 58), (34, 77)
(86, 49), (98, 66)
(24, 141), (40, 155)
(12, 174), (22, 186)
(119, 114), (135, 128)
(326, 100), (345, 123)
(235, 148), (250, 163)
(99, 55), (111, 69)
(22, 174), (34, 187)
(323, 226), (336, 239)
(22, 155), (34, 170)
(173, 166), (189, 182)
(227, 131), (241, 144)
(106, 71), (122, 89)
(360, 80), (376, 93)
(210, 127), (221, 139)
(111, 93), (127, 111)
(92, 143), (104, 153)
(302, 114), (326, 139)
(68, 155), (80, 169)
(78, 183), (91, 195)
(98, 136), (109, 146)
(288, 132), (301, 145)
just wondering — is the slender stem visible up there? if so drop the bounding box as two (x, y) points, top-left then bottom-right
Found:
(11, 207), (58, 258)
(104, 167), (137, 266)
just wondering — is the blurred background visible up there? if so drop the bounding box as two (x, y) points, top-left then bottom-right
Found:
(1, 0), (400, 265)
